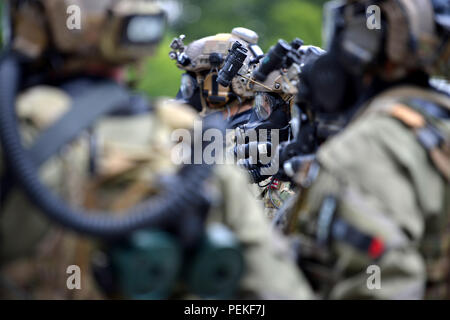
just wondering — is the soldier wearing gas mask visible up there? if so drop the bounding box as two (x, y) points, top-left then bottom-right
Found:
(169, 28), (264, 129)
(228, 39), (326, 219)
(278, 0), (450, 299)
(235, 69), (295, 219)
(0, 0), (313, 300)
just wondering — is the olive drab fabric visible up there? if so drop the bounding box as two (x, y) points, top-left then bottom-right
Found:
(0, 86), (98, 299)
(0, 86), (313, 299)
(288, 86), (450, 299)
(206, 165), (313, 299)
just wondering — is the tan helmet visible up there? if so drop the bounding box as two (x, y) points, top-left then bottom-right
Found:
(10, 0), (166, 65)
(249, 44), (325, 121)
(169, 27), (263, 111)
(250, 44), (325, 100)
(324, 0), (446, 80)
(380, 0), (438, 76)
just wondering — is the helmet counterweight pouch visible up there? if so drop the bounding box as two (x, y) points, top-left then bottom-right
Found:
(202, 72), (233, 108)
(186, 223), (244, 299)
(101, 224), (244, 299)
(110, 231), (182, 300)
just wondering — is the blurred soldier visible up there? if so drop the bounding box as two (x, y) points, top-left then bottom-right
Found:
(169, 28), (264, 129)
(279, 0), (450, 299)
(0, 0), (169, 300)
(0, 0), (312, 299)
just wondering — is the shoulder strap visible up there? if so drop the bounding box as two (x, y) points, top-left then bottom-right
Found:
(363, 86), (450, 182)
(1, 81), (132, 206)
(28, 81), (131, 167)
(363, 86), (450, 113)
(389, 107), (449, 182)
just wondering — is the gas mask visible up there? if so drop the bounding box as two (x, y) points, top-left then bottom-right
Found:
(298, 0), (384, 115)
(234, 92), (291, 183)
(297, 52), (363, 116)
(177, 72), (203, 112)
(309, 0), (446, 116)
(239, 92), (291, 142)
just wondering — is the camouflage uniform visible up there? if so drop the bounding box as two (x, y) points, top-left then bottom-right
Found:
(285, 86), (449, 299)
(249, 179), (296, 220)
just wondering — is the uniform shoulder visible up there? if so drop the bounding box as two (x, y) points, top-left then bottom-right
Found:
(16, 85), (71, 130)
(317, 112), (408, 177)
(154, 98), (199, 130)
(318, 86), (450, 176)
(317, 91), (448, 217)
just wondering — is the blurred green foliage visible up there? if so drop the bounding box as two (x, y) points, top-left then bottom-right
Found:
(129, 34), (184, 98)
(137, 0), (327, 98)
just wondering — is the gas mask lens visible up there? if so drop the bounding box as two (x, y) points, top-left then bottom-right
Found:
(254, 93), (276, 121)
(290, 104), (301, 140)
(180, 74), (197, 100)
(125, 14), (165, 44)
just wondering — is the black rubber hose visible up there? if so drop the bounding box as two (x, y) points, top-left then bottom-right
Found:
(0, 53), (214, 238)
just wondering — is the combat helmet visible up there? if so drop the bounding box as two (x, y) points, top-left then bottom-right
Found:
(169, 27), (264, 112)
(4, 0), (166, 67)
(322, 0), (449, 80)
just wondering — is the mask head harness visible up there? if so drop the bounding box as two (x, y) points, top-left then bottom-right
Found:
(237, 40), (326, 138)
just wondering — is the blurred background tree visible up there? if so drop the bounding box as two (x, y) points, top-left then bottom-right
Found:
(136, 0), (327, 98)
